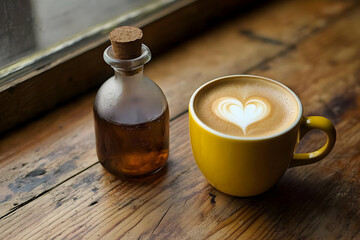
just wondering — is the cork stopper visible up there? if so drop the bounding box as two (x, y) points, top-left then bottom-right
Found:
(109, 26), (143, 60)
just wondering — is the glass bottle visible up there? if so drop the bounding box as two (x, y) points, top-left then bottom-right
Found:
(93, 44), (169, 178)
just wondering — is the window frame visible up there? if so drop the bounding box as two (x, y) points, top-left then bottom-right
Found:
(0, 0), (252, 134)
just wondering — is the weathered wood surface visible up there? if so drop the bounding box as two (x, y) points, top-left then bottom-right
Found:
(148, 0), (355, 119)
(1, 0), (360, 239)
(0, 0), (354, 218)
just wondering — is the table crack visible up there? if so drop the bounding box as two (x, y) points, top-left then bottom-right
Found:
(149, 203), (173, 238)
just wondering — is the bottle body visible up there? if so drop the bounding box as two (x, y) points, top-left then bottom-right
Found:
(94, 73), (169, 177)
(94, 107), (169, 177)
(94, 45), (169, 178)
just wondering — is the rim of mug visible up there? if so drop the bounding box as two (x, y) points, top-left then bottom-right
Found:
(189, 74), (303, 141)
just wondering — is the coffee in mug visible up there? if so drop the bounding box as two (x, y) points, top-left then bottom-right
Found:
(189, 75), (336, 197)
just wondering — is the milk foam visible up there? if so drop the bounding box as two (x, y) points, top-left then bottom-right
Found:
(212, 97), (269, 134)
(194, 77), (299, 137)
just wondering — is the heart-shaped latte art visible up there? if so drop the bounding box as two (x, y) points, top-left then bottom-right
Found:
(212, 97), (269, 134)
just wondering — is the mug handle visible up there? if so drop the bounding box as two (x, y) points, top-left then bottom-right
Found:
(290, 116), (336, 168)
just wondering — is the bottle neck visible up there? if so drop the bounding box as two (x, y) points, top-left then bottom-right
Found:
(114, 66), (144, 81)
(104, 44), (151, 77)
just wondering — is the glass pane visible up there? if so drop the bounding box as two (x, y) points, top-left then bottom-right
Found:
(0, 0), (176, 85)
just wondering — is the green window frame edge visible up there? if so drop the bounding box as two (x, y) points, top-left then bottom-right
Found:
(0, 0), (253, 135)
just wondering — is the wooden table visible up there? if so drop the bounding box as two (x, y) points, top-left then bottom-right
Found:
(1, 0), (359, 239)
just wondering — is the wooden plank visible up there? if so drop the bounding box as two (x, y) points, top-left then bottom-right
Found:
(1, 0), (353, 218)
(1, 3), (360, 239)
(146, 0), (355, 117)
(0, 0), (356, 219)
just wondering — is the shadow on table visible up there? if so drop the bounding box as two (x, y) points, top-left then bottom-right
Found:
(229, 165), (359, 238)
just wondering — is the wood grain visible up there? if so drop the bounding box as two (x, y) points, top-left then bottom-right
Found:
(1, 0), (360, 239)
(146, 0), (355, 118)
(1, 0), (353, 218)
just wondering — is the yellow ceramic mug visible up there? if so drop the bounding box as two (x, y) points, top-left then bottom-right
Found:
(189, 75), (336, 197)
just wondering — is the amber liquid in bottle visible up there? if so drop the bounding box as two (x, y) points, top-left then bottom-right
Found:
(94, 105), (169, 177)
(94, 44), (169, 178)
